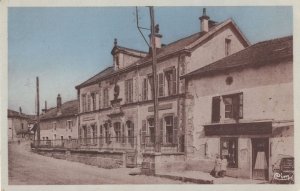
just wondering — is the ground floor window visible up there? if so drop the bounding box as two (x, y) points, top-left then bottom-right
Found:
(220, 137), (238, 168)
(165, 116), (174, 144)
(148, 118), (155, 144)
(114, 122), (121, 142)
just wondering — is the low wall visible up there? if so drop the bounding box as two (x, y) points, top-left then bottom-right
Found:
(34, 148), (125, 169)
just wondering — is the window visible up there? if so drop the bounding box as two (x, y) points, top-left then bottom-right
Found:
(165, 116), (174, 144)
(87, 94), (91, 112)
(54, 134), (56, 140)
(223, 93), (243, 119)
(68, 136), (72, 140)
(82, 94), (87, 112)
(114, 122), (121, 142)
(91, 93), (96, 111)
(61, 136), (63, 140)
(104, 123), (110, 144)
(165, 68), (177, 96)
(148, 75), (154, 100)
(142, 78), (148, 101)
(103, 88), (109, 108)
(53, 122), (57, 131)
(148, 118), (155, 144)
(212, 96), (221, 122)
(127, 121), (134, 145)
(67, 120), (73, 131)
(21, 123), (24, 130)
(91, 124), (97, 144)
(158, 73), (164, 97)
(220, 137), (238, 168)
(225, 38), (231, 56)
(125, 79), (133, 103)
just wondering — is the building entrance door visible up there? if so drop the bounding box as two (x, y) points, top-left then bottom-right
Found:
(252, 138), (269, 180)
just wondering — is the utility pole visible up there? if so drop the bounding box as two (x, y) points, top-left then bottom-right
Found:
(36, 77), (40, 144)
(149, 7), (160, 152)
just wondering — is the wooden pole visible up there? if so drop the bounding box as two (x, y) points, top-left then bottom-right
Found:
(36, 77), (40, 144)
(149, 7), (160, 152)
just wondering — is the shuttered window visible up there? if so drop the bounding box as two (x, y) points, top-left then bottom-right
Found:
(165, 68), (177, 96)
(223, 93), (243, 120)
(103, 88), (109, 108)
(158, 73), (164, 97)
(142, 78), (148, 101)
(125, 79), (133, 103)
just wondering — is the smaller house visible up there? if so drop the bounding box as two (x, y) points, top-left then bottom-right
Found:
(39, 95), (79, 147)
(8, 107), (36, 141)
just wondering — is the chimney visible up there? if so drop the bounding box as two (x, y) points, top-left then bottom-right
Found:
(149, 24), (162, 50)
(42, 101), (48, 113)
(57, 94), (62, 115)
(199, 8), (210, 32)
(19, 107), (22, 114)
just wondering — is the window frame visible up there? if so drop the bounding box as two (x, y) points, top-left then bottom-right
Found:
(225, 38), (232, 56)
(220, 137), (238, 168)
(222, 93), (243, 120)
(125, 79), (133, 103)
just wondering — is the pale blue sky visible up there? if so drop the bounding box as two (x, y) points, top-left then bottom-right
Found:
(8, 6), (292, 114)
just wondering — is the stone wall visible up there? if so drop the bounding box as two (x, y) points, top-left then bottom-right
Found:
(34, 149), (125, 169)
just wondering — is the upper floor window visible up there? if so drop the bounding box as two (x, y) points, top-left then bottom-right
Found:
(165, 68), (177, 96)
(81, 94), (87, 112)
(125, 79), (133, 103)
(225, 38), (231, 56)
(223, 93), (243, 119)
(67, 120), (73, 131)
(91, 93), (96, 111)
(211, 93), (243, 122)
(87, 94), (91, 112)
(142, 78), (148, 101)
(103, 88), (109, 108)
(114, 122), (121, 143)
(158, 73), (164, 97)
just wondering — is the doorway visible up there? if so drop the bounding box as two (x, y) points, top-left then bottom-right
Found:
(252, 138), (269, 180)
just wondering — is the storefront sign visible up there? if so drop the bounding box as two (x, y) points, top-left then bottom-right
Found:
(204, 122), (272, 136)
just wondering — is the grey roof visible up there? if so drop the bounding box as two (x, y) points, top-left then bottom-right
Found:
(76, 19), (250, 89)
(182, 35), (293, 79)
(40, 100), (79, 120)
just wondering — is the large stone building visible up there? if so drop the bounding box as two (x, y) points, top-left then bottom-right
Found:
(182, 36), (293, 181)
(8, 108), (35, 141)
(75, 9), (250, 165)
(39, 95), (79, 145)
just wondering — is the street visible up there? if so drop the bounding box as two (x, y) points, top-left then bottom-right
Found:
(8, 141), (182, 184)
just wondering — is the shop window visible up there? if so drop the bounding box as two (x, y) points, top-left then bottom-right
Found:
(223, 93), (243, 119)
(220, 137), (238, 168)
(125, 79), (133, 103)
(114, 122), (121, 143)
(165, 68), (177, 96)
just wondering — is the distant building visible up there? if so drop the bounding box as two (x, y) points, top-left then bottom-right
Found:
(8, 108), (36, 141)
(182, 36), (293, 181)
(39, 95), (79, 144)
(75, 9), (250, 166)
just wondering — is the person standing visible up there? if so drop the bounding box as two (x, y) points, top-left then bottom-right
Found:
(212, 154), (222, 178)
(220, 155), (228, 177)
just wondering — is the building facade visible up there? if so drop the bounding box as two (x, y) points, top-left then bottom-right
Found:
(182, 36), (293, 181)
(75, 10), (250, 164)
(8, 108), (35, 141)
(39, 95), (79, 146)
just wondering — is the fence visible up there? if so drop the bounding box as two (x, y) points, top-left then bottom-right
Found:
(31, 136), (137, 151)
(141, 134), (184, 153)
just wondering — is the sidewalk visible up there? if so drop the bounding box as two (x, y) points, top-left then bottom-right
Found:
(154, 170), (269, 184)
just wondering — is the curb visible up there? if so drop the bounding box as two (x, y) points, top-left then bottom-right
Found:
(154, 174), (213, 184)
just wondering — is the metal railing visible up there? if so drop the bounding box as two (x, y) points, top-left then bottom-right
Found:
(141, 134), (184, 153)
(31, 136), (137, 151)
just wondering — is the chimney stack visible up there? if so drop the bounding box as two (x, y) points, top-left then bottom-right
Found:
(19, 107), (22, 114)
(199, 8), (210, 32)
(57, 94), (62, 115)
(149, 24), (162, 51)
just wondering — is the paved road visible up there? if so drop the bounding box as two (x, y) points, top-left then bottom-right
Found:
(8, 141), (182, 185)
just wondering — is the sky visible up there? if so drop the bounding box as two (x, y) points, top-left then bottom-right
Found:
(8, 6), (293, 114)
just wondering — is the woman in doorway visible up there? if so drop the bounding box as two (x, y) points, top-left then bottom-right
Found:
(220, 155), (228, 177)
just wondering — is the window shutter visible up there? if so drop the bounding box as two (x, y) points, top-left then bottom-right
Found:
(125, 80), (128, 103)
(141, 120), (147, 146)
(173, 116), (178, 144)
(239, 93), (243, 118)
(232, 95), (240, 119)
(158, 73), (164, 97)
(160, 118), (164, 144)
(172, 68), (177, 95)
(212, 96), (221, 122)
